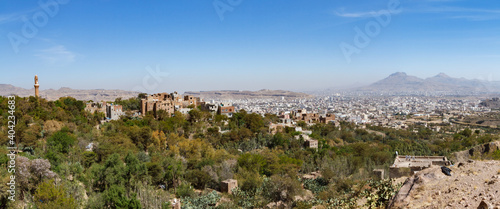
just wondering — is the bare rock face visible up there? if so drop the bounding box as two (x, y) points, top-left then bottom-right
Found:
(389, 161), (500, 209)
(451, 141), (500, 163)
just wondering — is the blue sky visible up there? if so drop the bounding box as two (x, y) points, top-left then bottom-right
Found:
(1, 0), (500, 93)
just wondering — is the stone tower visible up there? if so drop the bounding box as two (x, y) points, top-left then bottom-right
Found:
(34, 75), (39, 97)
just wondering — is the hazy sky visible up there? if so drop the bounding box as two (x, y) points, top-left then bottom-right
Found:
(1, 0), (500, 93)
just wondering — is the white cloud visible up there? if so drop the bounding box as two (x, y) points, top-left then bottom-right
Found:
(422, 7), (500, 21)
(35, 45), (76, 65)
(0, 8), (38, 25)
(334, 11), (378, 18)
(0, 14), (19, 24)
(422, 7), (500, 14)
(449, 14), (500, 21)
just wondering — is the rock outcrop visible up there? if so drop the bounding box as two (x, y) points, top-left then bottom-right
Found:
(452, 141), (500, 163)
(389, 161), (500, 209)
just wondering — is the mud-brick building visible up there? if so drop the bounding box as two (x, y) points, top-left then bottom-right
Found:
(140, 92), (201, 117)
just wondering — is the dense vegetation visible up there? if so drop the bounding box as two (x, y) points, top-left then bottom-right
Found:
(0, 95), (498, 208)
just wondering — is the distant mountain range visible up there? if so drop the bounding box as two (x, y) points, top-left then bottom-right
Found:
(3, 72), (498, 100)
(0, 84), (312, 101)
(185, 89), (313, 100)
(356, 72), (500, 93)
(0, 84), (139, 101)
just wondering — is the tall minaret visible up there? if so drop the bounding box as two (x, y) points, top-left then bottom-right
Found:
(34, 75), (39, 97)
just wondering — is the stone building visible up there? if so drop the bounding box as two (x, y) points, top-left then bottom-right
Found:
(140, 92), (201, 117)
(106, 104), (124, 120)
(221, 179), (238, 194)
(85, 102), (123, 121)
(389, 155), (450, 178)
(304, 138), (318, 149)
(85, 102), (106, 113)
(372, 169), (385, 180)
(201, 103), (218, 113)
(293, 110), (336, 124)
(319, 113), (336, 124)
(140, 93), (175, 116)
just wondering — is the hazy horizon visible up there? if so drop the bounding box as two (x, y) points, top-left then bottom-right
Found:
(2, 71), (499, 94)
(1, 1), (500, 93)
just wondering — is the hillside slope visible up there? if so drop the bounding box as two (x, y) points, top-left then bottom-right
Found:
(390, 161), (500, 208)
(390, 141), (500, 208)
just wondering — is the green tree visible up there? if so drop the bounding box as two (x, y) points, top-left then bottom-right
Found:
(103, 185), (142, 209)
(34, 180), (77, 209)
(82, 151), (98, 168)
(236, 168), (262, 193)
(91, 153), (126, 191)
(162, 157), (184, 190)
(243, 113), (265, 132)
(21, 123), (41, 148)
(46, 129), (76, 154)
(185, 169), (211, 190)
(124, 152), (148, 184)
(461, 128), (472, 137)
(175, 183), (195, 198)
(147, 162), (163, 185)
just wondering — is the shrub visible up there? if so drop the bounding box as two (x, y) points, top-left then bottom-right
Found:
(364, 179), (402, 208)
(176, 183), (195, 198)
(302, 177), (329, 194)
(491, 150), (500, 160)
(182, 191), (220, 209)
(34, 180), (77, 209)
(263, 174), (303, 203)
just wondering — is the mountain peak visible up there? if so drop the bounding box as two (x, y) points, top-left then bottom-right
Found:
(434, 73), (450, 78)
(389, 72), (407, 77)
(359, 72), (494, 93)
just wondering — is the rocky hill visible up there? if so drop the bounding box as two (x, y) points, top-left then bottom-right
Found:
(185, 89), (313, 100)
(389, 161), (500, 208)
(480, 98), (500, 110)
(390, 141), (500, 209)
(0, 84), (32, 96)
(357, 72), (500, 93)
(0, 84), (139, 101)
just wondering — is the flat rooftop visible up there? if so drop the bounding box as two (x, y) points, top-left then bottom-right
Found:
(391, 155), (448, 168)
